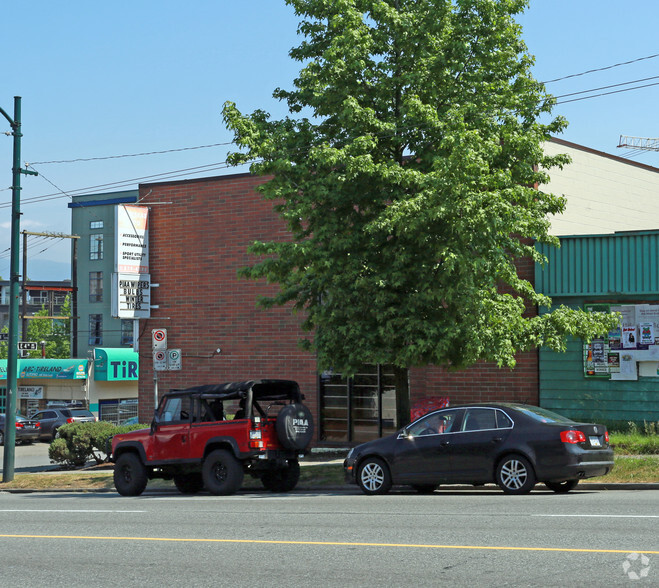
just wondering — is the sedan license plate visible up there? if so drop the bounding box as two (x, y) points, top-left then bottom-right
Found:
(589, 435), (602, 447)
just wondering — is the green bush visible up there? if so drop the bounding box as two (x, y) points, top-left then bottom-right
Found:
(48, 421), (149, 468)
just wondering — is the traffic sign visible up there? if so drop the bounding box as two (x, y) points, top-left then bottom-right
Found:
(18, 342), (38, 350)
(167, 349), (182, 371)
(0, 333), (8, 342)
(153, 350), (167, 371)
(152, 328), (167, 350)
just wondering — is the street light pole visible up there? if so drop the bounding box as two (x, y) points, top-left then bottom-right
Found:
(1, 97), (37, 482)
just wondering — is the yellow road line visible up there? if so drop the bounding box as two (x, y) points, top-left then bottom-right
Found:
(0, 534), (657, 554)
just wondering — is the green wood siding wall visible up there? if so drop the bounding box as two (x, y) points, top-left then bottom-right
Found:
(540, 338), (659, 423)
(536, 232), (659, 298)
(536, 233), (659, 424)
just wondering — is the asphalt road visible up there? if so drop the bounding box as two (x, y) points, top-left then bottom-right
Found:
(0, 440), (58, 473)
(0, 487), (656, 587)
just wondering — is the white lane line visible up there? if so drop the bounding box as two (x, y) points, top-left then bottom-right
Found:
(533, 514), (659, 519)
(0, 510), (145, 513)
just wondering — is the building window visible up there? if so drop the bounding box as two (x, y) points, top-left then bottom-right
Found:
(89, 272), (103, 303)
(89, 314), (103, 346)
(90, 234), (104, 260)
(90, 220), (103, 229)
(121, 319), (134, 346)
(319, 365), (398, 443)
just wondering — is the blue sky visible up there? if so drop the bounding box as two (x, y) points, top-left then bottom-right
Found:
(1, 0), (658, 281)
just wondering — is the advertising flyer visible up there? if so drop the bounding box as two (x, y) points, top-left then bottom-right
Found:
(583, 303), (659, 380)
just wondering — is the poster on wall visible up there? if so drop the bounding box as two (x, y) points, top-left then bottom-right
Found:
(584, 303), (659, 380)
(640, 322), (655, 346)
(622, 326), (637, 349)
(637, 304), (659, 344)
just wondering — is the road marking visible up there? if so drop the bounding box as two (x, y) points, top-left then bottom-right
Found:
(0, 510), (145, 513)
(0, 534), (656, 554)
(533, 514), (659, 519)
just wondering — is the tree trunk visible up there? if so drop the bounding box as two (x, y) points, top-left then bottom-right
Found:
(394, 365), (411, 428)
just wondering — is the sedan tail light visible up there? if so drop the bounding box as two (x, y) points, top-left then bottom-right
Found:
(604, 430), (609, 443)
(560, 430), (586, 444)
(66, 418), (75, 424)
(15, 422), (24, 429)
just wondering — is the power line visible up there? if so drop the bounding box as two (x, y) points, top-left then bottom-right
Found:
(542, 53), (659, 84)
(555, 80), (659, 104)
(553, 75), (659, 100)
(28, 141), (234, 165)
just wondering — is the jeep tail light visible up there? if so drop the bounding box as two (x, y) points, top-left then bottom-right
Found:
(249, 440), (264, 449)
(560, 430), (586, 444)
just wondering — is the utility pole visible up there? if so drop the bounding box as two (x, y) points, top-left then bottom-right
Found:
(0, 97), (38, 483)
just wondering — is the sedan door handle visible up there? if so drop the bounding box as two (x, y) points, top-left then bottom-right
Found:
(492, 437), (502, 443)
(440, 440), (450, 446)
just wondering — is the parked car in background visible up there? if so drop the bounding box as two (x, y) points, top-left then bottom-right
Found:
(29, 408), (75, 441)
(0, 414), (41, 446)
(120, 416), (139, 426)
(344, 403), (614, 495)
(69, 409), (97, 423)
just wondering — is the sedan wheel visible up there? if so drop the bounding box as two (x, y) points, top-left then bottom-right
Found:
(545, 479), (579, 493)
(357, 457), (392, 495)
(496, 455), (536, 494)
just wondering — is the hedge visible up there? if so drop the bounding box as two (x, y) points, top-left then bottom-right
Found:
(48, 421), (148, 468)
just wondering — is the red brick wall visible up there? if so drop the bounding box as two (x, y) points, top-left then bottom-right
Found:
(137, 174), (319, 422)
(137, 172), (539, 434)
(409, 250), (539, 407)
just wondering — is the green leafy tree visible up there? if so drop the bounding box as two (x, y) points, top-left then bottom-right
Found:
(0, 296), (71, 360)
(223, 0), (618, 424)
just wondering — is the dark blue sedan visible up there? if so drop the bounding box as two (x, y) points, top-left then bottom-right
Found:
(344, 403), (614, 494)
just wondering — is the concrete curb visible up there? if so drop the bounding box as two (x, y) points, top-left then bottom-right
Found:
(1, 482), (658, 495)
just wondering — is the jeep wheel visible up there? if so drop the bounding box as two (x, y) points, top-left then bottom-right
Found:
(174, 473), (205, 494)
(262, 460), (301, 492)
(114, 453), (148, 496)
(202, 449), (244, 495)
(276, 403), (314, 450)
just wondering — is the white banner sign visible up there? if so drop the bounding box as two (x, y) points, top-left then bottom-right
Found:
(112, 273), (151, 319)
(18, 386), (44, 399)
(115, 205), (149, 274)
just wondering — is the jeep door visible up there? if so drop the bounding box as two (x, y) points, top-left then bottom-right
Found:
(149, 395), (193, 462)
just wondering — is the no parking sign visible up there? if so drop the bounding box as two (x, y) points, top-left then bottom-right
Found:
(153, 349), (167, 371)
(152, 328), (167, 350)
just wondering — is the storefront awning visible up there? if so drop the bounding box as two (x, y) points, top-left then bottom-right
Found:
(94, 348), (139, 381)
(0, 359), (89, 380)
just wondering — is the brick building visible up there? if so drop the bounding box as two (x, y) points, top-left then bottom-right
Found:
(137, 172), (538, 446)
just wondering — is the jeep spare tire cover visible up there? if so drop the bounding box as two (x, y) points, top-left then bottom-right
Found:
(276, 403), (314, 450)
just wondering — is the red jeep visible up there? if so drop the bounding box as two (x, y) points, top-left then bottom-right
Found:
(111, 379), (314, 496)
